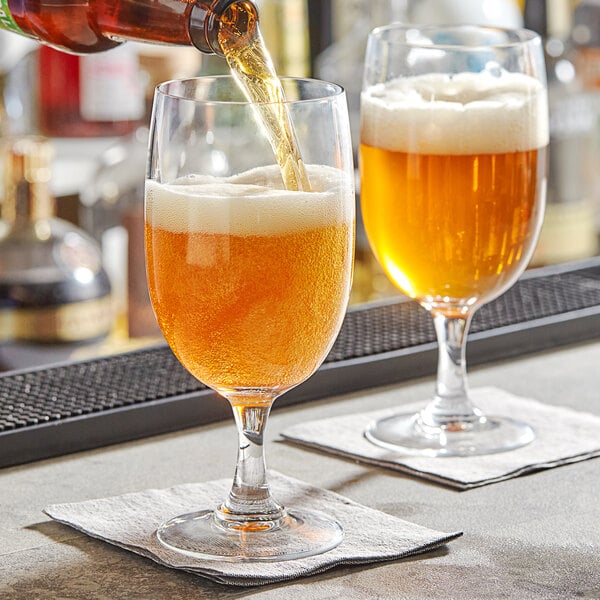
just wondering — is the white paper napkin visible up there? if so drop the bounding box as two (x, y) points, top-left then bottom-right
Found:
(280, 387), (600, 490)
(44, 471), (461, 587)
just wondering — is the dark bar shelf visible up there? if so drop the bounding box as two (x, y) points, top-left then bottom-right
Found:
(1, 258), (600, 468)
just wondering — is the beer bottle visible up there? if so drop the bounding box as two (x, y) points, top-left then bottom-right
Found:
(0, 0), (258, 55)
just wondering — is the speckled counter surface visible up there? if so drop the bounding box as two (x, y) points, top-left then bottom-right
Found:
(1, 340), (599, 600)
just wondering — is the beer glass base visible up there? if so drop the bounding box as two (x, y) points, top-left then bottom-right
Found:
(365, 412), (535, 457)
(156, 508), (343, 562)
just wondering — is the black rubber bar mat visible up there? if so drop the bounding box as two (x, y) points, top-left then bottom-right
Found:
(1, 258), (599, 468)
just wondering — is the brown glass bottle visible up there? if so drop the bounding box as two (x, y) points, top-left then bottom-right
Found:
(0, 0), (258, 55)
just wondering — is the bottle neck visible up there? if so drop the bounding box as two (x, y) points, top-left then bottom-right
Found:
(189, 0), (258, 56)
(2, 136), (56, 227)
(4, 179), (55, 227)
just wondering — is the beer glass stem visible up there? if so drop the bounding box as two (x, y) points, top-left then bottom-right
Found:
(217, 399), (286, 527)
(420, 312), (482, 429)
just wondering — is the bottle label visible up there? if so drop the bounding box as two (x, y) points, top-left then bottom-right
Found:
(79, 45), (145, 122)
(0, 297), (113, 343)
(0, 0), (23, 35)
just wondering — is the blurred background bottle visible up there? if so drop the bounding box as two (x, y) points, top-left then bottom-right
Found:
(571, 0), (600, 239)
(79, 128), (150, 342)
(38, 44), (145, 138)
(0, 136), (112, 370)
(257, 0), (310, 76)
(572, 0), (600, 88)
(525, 0), (599, 265)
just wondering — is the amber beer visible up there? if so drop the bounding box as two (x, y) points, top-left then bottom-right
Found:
(145, 165), (353, 395)
(360, 72), (549, 311)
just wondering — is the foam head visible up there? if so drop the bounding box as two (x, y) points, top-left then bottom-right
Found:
(145, 164), (354, 235)
(361, 71), (549, 155)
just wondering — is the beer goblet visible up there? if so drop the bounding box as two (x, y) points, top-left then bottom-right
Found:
(145, 76), (354, 560)
(360, 25), (549, 456)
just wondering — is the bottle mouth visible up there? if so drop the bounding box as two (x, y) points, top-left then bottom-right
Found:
(189, 0), (259, 57)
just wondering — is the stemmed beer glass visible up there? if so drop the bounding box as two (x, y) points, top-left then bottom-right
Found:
(145, 76), (354, 560)
(360, 25), (549, 456)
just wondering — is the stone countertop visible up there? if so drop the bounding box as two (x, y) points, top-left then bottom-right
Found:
(1, 340), (599, 599)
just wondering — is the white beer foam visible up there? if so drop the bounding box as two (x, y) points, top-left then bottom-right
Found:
(361, 71), (549, 154)
(145, 164), (354, 235)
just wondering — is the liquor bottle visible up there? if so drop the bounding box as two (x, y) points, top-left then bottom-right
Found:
(0, 0), (258, 55)
(38, 44), (145, 137)
(80, 127), (160, 340)
(571, 0), (600, 237)
(525, 0), (599, 265)
(0, 136), (113, 370)
(256, 0), (310, 77)
(572, 0), (600, 90)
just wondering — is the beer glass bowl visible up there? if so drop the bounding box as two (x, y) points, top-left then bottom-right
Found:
(145, 76), (354, 561)
(360, 25), (548, 456)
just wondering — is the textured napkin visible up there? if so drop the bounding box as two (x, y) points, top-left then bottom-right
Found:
(44, 471), (461, 587)
(280, 387), (600, 490)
